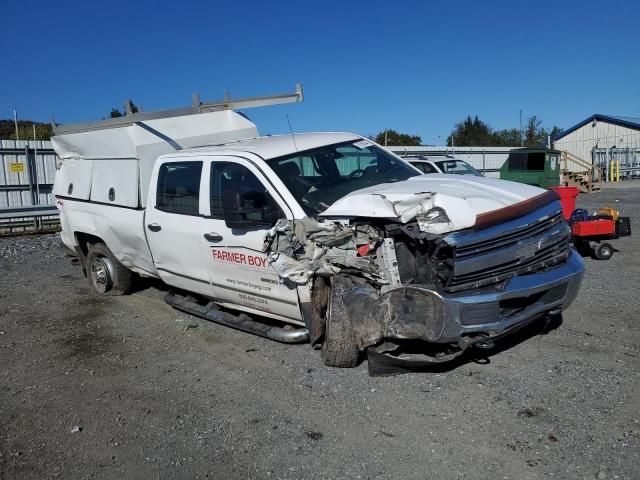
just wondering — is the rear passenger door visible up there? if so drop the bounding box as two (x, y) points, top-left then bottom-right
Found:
(145, 159), (213, 297)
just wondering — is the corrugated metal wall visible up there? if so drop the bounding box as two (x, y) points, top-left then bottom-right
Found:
(388, 146), (518, 178)
(0, 139), (57, 209)
(593, 147), (640, 180)
(553, 121), (640, 163)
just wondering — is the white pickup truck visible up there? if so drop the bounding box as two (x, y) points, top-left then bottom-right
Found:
(52, 87), (584, 370)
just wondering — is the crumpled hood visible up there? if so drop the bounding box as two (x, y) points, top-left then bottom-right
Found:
(319, 174), (547, 234)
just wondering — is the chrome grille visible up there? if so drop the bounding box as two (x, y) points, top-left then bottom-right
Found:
(443, 202), (571, 293)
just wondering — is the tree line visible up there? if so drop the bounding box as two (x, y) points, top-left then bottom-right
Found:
(0, 101), (140, 141)
(446, 115), (562, 148)
(374, 115), (562, 147)
(0, 120), (53, 141)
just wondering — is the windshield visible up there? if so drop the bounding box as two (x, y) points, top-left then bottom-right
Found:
(435, 159), (482, 176)
(267, 140), (419, 215)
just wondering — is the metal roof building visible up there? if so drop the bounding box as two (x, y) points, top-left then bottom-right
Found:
(553, 114), (640, 163)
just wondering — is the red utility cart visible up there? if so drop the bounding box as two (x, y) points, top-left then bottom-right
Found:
(550, 187), (631, 260)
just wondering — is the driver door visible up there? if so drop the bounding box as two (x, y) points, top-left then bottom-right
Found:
(202, 157), (303, 323)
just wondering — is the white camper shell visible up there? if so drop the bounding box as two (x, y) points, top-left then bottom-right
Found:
(52, 87), (584, 371)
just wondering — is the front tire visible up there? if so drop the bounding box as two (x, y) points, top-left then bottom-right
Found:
(86, 243), (133, 295)
(321, 276), (360, 368)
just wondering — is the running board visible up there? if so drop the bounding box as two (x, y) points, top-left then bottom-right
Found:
(164, 292), (309, 344)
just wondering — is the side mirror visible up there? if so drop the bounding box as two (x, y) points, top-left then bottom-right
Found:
(222, 189), (281, 229)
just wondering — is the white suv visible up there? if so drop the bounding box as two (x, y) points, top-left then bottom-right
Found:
(406, 156), (483, 176)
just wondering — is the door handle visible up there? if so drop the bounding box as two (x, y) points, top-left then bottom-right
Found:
(147, 223), (162, 232)
(204, 233), (223, 243)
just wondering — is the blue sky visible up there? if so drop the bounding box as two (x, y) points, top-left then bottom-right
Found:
(1, 0), (638, 144)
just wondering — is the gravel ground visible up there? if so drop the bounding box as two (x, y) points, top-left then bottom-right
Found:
(1, 185), (639, 480)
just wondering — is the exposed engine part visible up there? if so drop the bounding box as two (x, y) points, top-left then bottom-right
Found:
(263, 217), (389, 285)
(380, 238), (401, 286)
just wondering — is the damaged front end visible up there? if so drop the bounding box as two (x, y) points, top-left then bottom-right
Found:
(263, 190), (584, 368)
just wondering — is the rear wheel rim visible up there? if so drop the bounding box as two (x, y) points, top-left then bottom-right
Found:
(90, 255), (114, 293)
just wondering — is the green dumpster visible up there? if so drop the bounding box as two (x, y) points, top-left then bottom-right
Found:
(500, 148), (561, 188)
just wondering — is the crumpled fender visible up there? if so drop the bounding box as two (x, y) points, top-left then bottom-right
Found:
(332, 275), (447, 350)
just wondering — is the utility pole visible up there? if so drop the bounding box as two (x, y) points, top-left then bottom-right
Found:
(13, 110), (19, 141)
(384, 130), (388, 146)
(519, 109), (523, 147)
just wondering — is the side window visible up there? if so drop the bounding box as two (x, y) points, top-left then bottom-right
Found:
(413, 162), (436, 174)
(156, 161), (202, 215)
(210, 162), (281, 220)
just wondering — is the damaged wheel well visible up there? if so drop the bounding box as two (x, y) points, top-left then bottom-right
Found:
(74, 232), (105, 276)
(75, 232), (104, 256)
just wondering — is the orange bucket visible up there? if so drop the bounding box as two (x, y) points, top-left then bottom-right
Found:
(549, 186), (579, 220)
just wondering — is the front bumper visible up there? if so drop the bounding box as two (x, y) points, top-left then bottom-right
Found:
(434, 248), (584, 342)
(373, 249), (584, 345)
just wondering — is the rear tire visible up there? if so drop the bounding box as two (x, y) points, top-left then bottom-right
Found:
(321, 276), (360, 368)
(594, 242), (613, 260)
(86, 243), (133, 295)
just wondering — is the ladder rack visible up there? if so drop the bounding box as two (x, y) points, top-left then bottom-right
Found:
(53, 83), (303, 136)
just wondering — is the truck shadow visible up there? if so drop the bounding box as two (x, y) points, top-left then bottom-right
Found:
(367, 314), (564, 376)
(132, 276), (566, 378)
(130, 276), (171, 294)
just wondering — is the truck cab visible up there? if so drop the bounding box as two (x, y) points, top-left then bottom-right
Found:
(142, 133), (421, 323)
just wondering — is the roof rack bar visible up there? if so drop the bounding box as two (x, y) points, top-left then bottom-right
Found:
(198, 82), (303, 111)
(53, 83), (303, 136)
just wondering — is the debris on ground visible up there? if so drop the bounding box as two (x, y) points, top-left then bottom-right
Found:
(175, 318), (200, 331)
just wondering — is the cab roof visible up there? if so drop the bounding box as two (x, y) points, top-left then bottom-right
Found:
(177, 132), (362, 160)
